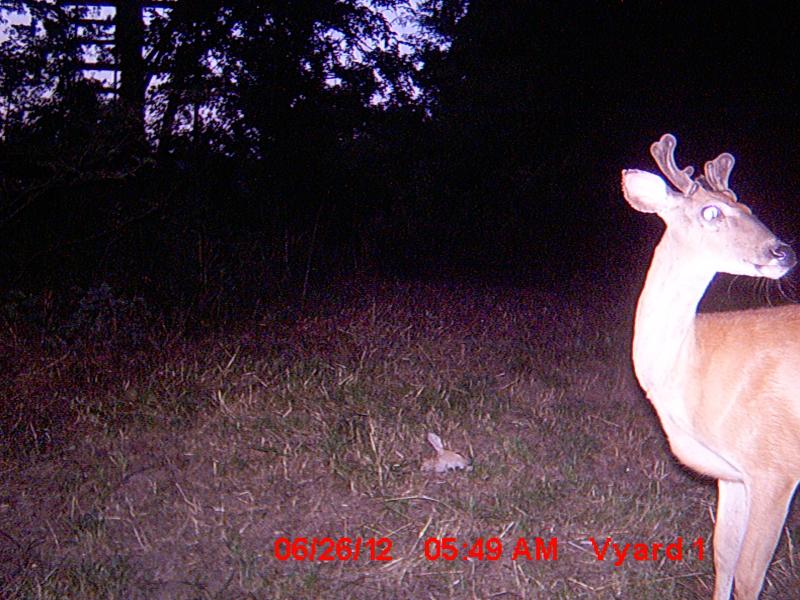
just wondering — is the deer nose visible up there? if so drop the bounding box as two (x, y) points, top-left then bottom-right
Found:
(770, 242), (796, 267)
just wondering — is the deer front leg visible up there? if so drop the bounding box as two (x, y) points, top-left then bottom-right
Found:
(713, 479), (749, 600)
(732, 478), (797, 600)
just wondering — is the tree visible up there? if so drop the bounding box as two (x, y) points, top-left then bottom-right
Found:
(0, 0), (444, 290)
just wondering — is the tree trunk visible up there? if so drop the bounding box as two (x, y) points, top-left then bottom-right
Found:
(114, 1), (146, 141)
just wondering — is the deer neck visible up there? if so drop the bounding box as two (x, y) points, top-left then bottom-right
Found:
(633, 231), (714, 400)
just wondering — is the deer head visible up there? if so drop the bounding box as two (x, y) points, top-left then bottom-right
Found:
(622, 133), (795, 279)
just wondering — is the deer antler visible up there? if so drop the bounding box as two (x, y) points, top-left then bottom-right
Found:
(649, 133), (696, 195)
(703, 153), (737, 200)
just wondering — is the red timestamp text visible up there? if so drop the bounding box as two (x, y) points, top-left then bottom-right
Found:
(274, 536), (393, 562)
(423, 536), (558, 561)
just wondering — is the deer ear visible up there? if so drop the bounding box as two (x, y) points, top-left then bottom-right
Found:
(621, 169), (675, 214)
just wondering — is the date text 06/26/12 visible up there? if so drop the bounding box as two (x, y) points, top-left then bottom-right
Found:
(274, 535), (704, 564)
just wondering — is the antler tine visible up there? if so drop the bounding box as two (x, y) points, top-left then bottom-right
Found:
(649, 133), (696, 194)
(704, 153), (737, 200)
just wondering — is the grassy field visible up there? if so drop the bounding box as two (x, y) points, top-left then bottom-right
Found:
(1, 276), (799, 599)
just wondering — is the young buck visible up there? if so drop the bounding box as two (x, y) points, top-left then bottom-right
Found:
(622, 133), (799, 599)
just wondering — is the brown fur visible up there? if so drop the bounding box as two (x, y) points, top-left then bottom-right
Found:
(623, 134), (800, 599)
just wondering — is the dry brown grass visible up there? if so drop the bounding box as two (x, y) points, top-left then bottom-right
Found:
(1, 277), (798, 599)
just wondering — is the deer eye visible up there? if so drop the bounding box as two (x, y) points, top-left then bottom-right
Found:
(701, 205), (721, 222)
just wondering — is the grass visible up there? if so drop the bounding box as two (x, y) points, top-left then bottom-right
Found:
(1, 276), (798, 598)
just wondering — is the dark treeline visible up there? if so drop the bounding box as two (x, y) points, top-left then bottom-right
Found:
(2, 1), (799, 319)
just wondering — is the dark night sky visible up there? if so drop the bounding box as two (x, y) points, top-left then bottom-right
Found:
(441, 2), (800, 274)
(609, 3), (797, 187)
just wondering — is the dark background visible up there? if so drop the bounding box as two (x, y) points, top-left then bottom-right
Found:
(2, 0), (799, 321)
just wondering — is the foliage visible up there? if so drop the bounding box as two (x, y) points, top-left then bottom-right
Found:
(62, 282), (151, 347)
(0, 1), (455, 301)
(2, 282), (151, 351)
(144, 1), (418, 155)
(0, 2), (86, 137)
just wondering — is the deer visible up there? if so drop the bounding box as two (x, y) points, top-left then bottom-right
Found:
(621, 133), (800, 599)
